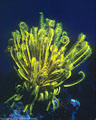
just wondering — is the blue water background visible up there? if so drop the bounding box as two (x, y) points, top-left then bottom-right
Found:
(0, 0), (96, 119)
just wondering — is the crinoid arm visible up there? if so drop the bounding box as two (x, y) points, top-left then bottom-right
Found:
(6, 12), (92, 115)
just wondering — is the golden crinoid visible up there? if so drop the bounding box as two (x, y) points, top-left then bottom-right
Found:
(5, 12), (92, 115)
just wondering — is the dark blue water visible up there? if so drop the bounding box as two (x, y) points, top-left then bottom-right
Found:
(0, 0), (96, 119)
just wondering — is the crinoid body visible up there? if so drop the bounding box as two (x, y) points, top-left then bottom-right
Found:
(5, 12), (92, 115)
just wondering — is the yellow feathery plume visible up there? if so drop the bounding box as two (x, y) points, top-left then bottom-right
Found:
(5, 12), (92, 115)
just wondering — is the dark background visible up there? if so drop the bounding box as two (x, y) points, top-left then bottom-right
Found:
(0, 0), (96, 119)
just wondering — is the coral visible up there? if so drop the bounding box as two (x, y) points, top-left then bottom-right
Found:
(5, 12), (92, 115)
